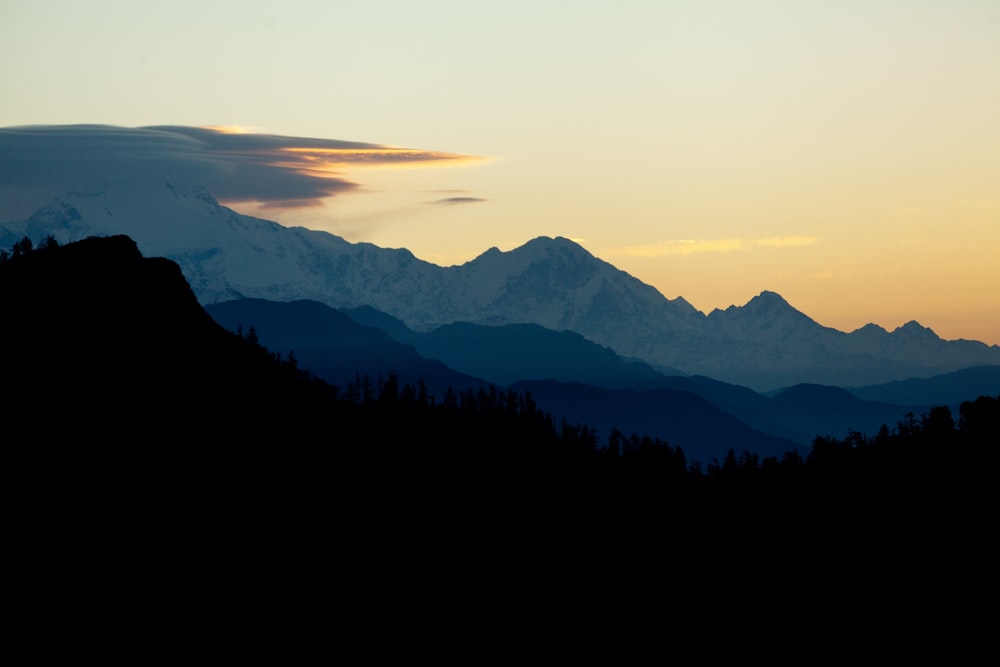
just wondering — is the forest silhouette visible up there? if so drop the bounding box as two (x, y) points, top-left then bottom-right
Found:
(4, 234), (997, 586)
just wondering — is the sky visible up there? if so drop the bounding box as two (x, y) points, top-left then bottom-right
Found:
(2, 0), (998, 344)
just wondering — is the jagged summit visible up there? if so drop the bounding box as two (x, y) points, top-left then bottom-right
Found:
(3, 180), (999, 390)
(852, 323), (890, 335)
(465, 235), (597, 270)
(743, 291), (818, 322)
(707, 289), (823, 333)
(893, 320), (939, 340)
(709, 290), (788, 315)
(752, 290), (790, 304)
(473, 246), (503, 261)
(520, 235), (588, 251)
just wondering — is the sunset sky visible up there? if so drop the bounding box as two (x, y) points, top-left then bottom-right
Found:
(2, 0), (998, 344)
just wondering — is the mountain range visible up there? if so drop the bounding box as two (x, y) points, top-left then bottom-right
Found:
(205, 297), (800, 462)
(7, 220), (996, 606)
(2, 178), (998, 390)
(206, 296), (1000, 461)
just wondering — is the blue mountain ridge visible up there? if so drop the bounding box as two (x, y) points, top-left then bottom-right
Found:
(203, 298), (991, 464)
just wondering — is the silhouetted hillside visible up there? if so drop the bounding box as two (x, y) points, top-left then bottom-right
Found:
(511, 379), (799, 464)
(414, 321), (671, 388)
(206, 298), (490, 397)
(209, 297), (801, 460)
(768, 383), (910, 441)
(5, 234), (996, 563)
(846, 365), (1000, 407)
(1, 234), (334, 442)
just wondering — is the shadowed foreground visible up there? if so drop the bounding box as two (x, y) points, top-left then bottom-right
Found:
(3, 235), (996, 634)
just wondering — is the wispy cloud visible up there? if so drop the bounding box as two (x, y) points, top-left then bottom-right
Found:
(0, 124), (483, 211)
(426, 197), (488, 206)
(608, 236), (819, 257)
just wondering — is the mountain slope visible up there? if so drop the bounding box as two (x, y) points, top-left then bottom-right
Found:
(446, 236), (705, 355)
(5, 180), (999, 389)
(512, 380), (799, 465)
(205, 298), (489, 397)
(846, 365), (1000, 407)
(0, 235), (338, 442)
(406, 321), (670, 389)
(0, 181), (454, 309)
(225, 297), (929, 448)
(768, 384), (913, 442)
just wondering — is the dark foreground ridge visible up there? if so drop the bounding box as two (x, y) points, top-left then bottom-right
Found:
(2, 234), (335, 441)
(4, 234), (996, 499)
(4, 235), (998, 614)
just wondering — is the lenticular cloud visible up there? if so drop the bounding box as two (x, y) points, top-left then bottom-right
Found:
(0, 124), (478, 215)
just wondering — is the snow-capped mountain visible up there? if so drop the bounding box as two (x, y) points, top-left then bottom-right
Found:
(679, 292), (1000, 389)
(3, 179), (998, 390)
(2, 181), (448, 307)
(0, 179), (703, 349)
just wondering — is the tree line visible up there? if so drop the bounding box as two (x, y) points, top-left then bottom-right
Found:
(5, 232), (996, 508)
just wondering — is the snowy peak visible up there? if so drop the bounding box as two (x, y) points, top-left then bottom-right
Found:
(748, 290), (791, 308)
(518, 235), (592, 256)
(0, 180), (450, 307)
(740, 290), (805, 317)
(464, 236), (597, 276)
(707, 290), (826, 340)
(3, 179), (250, 257)
(21, 200), (87, 241)
(852, 323), (890, 336)
(893, 320), (940, 342)
(709, 290), (790, 316)
(452, 235), (703, 342)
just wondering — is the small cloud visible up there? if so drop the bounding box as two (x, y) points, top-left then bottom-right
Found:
(426, 197), (488, 206)
(607, 236), (819, 257)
